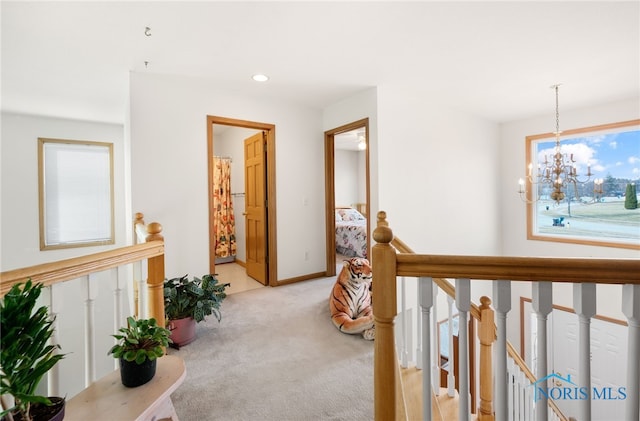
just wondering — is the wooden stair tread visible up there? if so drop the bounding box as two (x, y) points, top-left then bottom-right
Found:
(400, 365), (478, 421)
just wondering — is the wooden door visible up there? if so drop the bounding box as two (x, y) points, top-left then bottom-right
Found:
(244, 132), (268, 285)
(551, 309), (627, 420)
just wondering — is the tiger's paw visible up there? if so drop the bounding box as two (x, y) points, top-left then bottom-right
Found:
(363, 326), (375, 341)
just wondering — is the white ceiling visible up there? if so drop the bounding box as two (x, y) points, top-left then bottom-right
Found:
(335, 128), (366, 151)
(2, 1), (638, 125)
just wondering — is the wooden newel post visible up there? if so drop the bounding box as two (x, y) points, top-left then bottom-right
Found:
(146, 222), (165, 328)
(134, 212), (145, 227)
(478, 296), (496, 421)
(132, 213), (146, 318)
(372, 211), (398, 421)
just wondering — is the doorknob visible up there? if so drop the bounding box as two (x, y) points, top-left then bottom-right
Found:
(243, 212), (248, 216)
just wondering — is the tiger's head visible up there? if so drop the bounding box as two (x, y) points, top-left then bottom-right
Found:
(343, 257), (372, 285)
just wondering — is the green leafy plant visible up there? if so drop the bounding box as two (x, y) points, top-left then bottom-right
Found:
(0, 280), (66, 421)
(108, 316), (171, 364)
(164, 274), (229, 323)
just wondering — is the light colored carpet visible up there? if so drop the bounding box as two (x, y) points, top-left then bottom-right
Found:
(168, 275), (374, 421)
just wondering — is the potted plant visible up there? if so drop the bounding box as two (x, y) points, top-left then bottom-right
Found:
(108, 316), (171, 388)
(0, 280), (66, 421)
(163, 274), (229, 348)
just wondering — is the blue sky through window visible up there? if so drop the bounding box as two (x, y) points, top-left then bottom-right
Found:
(537, 128), (640, 183)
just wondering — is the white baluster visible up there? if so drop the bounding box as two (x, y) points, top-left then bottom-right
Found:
(137, 276), (147, 318)
(518, 369), (527, 420)
(131, 260), (140, 316)
(113, 267), (126, 369)
(573, 283), (596, 421)
(82, 274), (99, 386)
(431, 286), (440, 394)
(447, 294), (456, 397)
(525, 375), (534, 421)
(400, 276), (408, 368)
(416, 283), (423, 370)
(507, 359), (514, 420)
(455, 278), (470, 421)
(46, 284), (63, 396)
(493, 280), (511, 421)
(532, 281), (552, 421)
(419, 277), (434, 421)
(622, 283), (640, 421)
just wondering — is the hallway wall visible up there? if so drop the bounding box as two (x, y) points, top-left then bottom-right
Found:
(130, 72), (326, 280)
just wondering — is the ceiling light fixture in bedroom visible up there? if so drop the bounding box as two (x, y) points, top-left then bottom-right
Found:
(357, 135), (367, 151)
(518, 84), (593, 204)
(252, 74), (269, 82)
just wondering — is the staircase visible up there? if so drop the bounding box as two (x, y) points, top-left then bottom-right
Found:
(401, 366), (478, 421)
(371, 210), (640, 421)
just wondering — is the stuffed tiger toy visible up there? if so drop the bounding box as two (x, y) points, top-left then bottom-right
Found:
(329, 257), (375, 340)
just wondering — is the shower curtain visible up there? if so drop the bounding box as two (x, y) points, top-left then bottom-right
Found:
(213, 157), (237, 259)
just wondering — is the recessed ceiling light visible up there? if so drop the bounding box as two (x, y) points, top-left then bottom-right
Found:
(252, 74), (269, 82)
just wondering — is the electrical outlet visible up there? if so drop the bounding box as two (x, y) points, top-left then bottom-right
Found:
(304, 251), (309, 260)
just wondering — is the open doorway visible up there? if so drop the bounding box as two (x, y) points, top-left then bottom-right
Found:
(324, 118), (370, 276)
(207, 115), (278, 289)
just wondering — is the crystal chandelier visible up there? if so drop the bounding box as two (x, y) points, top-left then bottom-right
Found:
(518, 84), (593, 203)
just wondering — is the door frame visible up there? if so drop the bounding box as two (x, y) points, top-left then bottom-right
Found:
(324, 118), (370, 276)
(207, 115), (278, 286)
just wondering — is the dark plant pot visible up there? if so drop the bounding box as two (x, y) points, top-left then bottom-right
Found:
(119, 358), (157, 388)
(12, 396), (65, 421)
(168, 317), (196, 347)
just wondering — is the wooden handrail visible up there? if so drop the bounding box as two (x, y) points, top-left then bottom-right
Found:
(394, 253), (638, 284)
(0, 241), (164, 296)
(0, 215), (166, 331)
(393, 234), (567, 420)
(507, 342), (568, 421)
(391, 238), (482, 320)
(374, 211), (639, 421)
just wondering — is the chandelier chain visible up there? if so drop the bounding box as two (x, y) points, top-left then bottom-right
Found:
(555, 85), (560, 135)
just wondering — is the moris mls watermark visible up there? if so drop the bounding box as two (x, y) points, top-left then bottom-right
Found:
(531, 373), (627, 403)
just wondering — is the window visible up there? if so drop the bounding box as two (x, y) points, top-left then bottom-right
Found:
(526, 119), (640, 250)
(38, 138), (114, 250)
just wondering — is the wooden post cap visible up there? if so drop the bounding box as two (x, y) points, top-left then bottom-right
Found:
(480, 296), (492, 309)
(146, 222), (164, 241)
(373, 211), (393, 244)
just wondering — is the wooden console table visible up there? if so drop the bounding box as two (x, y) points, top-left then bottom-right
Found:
(66, 355), (186, 421)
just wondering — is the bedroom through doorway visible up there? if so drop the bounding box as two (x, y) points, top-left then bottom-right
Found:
(324, 118), (370, 277)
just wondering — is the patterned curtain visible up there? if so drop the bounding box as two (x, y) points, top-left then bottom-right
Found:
(213, 158), (237, 258)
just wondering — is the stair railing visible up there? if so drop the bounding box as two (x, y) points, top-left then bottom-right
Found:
(0, 213), (165, 399)
(372, 210), (639, 421)
(392, 235), (482, 416)
(132, 212), (164, 319)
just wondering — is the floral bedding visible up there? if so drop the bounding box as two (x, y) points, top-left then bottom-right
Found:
(335, 208), (367, 258)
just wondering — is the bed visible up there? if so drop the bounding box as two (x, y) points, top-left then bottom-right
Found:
(335, 207), (368, 258)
